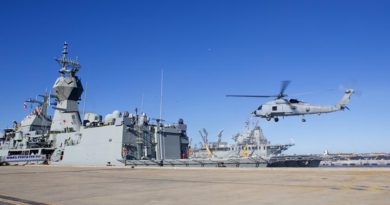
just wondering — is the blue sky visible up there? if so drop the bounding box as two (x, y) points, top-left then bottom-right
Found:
(0, 0), (389, 154)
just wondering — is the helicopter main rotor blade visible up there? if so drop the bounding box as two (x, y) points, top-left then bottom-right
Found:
(226, 95), (276, 98)
(279, 80), (291, 98)
(289, 88), (337, 97)
(227, 80), (291, 99)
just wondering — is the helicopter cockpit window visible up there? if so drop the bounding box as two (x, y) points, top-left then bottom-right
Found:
(257, 105), (262, 110)
(289, 99), (300, 104)
(272, 106), (277, 111)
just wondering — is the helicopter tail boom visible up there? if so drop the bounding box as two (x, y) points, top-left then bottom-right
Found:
(336, 89), (354, 110)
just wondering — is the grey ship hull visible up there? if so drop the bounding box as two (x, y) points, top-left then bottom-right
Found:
(121, 157), (268, 168)
(267, 155), (322, 167)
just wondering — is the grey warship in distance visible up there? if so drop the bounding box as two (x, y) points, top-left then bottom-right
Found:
(191, 122), (322, 167)
(192, 121), (294, 159)
(0, 42), (189, 166)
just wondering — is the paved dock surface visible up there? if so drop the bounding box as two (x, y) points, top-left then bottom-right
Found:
(0, 166), (389, 205)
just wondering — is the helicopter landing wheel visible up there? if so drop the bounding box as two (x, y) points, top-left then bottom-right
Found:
(266, 117), (271, 121)
(274, 118), (279, 122)
(302, 118), (306, 122)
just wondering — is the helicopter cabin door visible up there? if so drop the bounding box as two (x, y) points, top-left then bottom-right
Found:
(272, 105), (284, 116)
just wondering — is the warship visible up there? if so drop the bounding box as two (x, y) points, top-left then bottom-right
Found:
(191, 122), (321, 167)
(0, 43), (189, 166)
(192, 121), (294, 159)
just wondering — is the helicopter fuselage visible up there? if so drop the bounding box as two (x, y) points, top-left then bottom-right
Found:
(253, 99), (340, 120)
(252, 89), (353, 122)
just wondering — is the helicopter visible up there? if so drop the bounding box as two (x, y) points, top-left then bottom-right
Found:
(226, 81), (354, 122)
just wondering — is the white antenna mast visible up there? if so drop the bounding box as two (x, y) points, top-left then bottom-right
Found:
(82, 81), (88, 119)
(159, 69), (164, 121)
(159, 69), (164, 160)
(140, 93), (144, 114)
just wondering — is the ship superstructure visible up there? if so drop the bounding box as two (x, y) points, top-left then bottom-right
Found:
(0, 93), (55, 165)
(192, 121), (294, 159)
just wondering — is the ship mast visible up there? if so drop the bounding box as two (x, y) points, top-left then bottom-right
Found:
(50, 42), (84, 133)
(158, 69), (164, 160)
(56, 42), (81, 76)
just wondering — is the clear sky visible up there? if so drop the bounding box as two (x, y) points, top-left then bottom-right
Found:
(0, 0), (389, 154)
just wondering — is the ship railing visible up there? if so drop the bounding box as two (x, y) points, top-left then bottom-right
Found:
(123, 157), (268, 168)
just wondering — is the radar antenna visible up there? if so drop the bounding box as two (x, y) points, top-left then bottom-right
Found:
(55, 42), (81, 75)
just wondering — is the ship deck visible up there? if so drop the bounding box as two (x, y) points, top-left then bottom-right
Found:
(0, 166), (389, 205)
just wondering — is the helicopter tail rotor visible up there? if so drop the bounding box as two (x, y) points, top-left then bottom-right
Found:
(339, 81), (363, 97)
